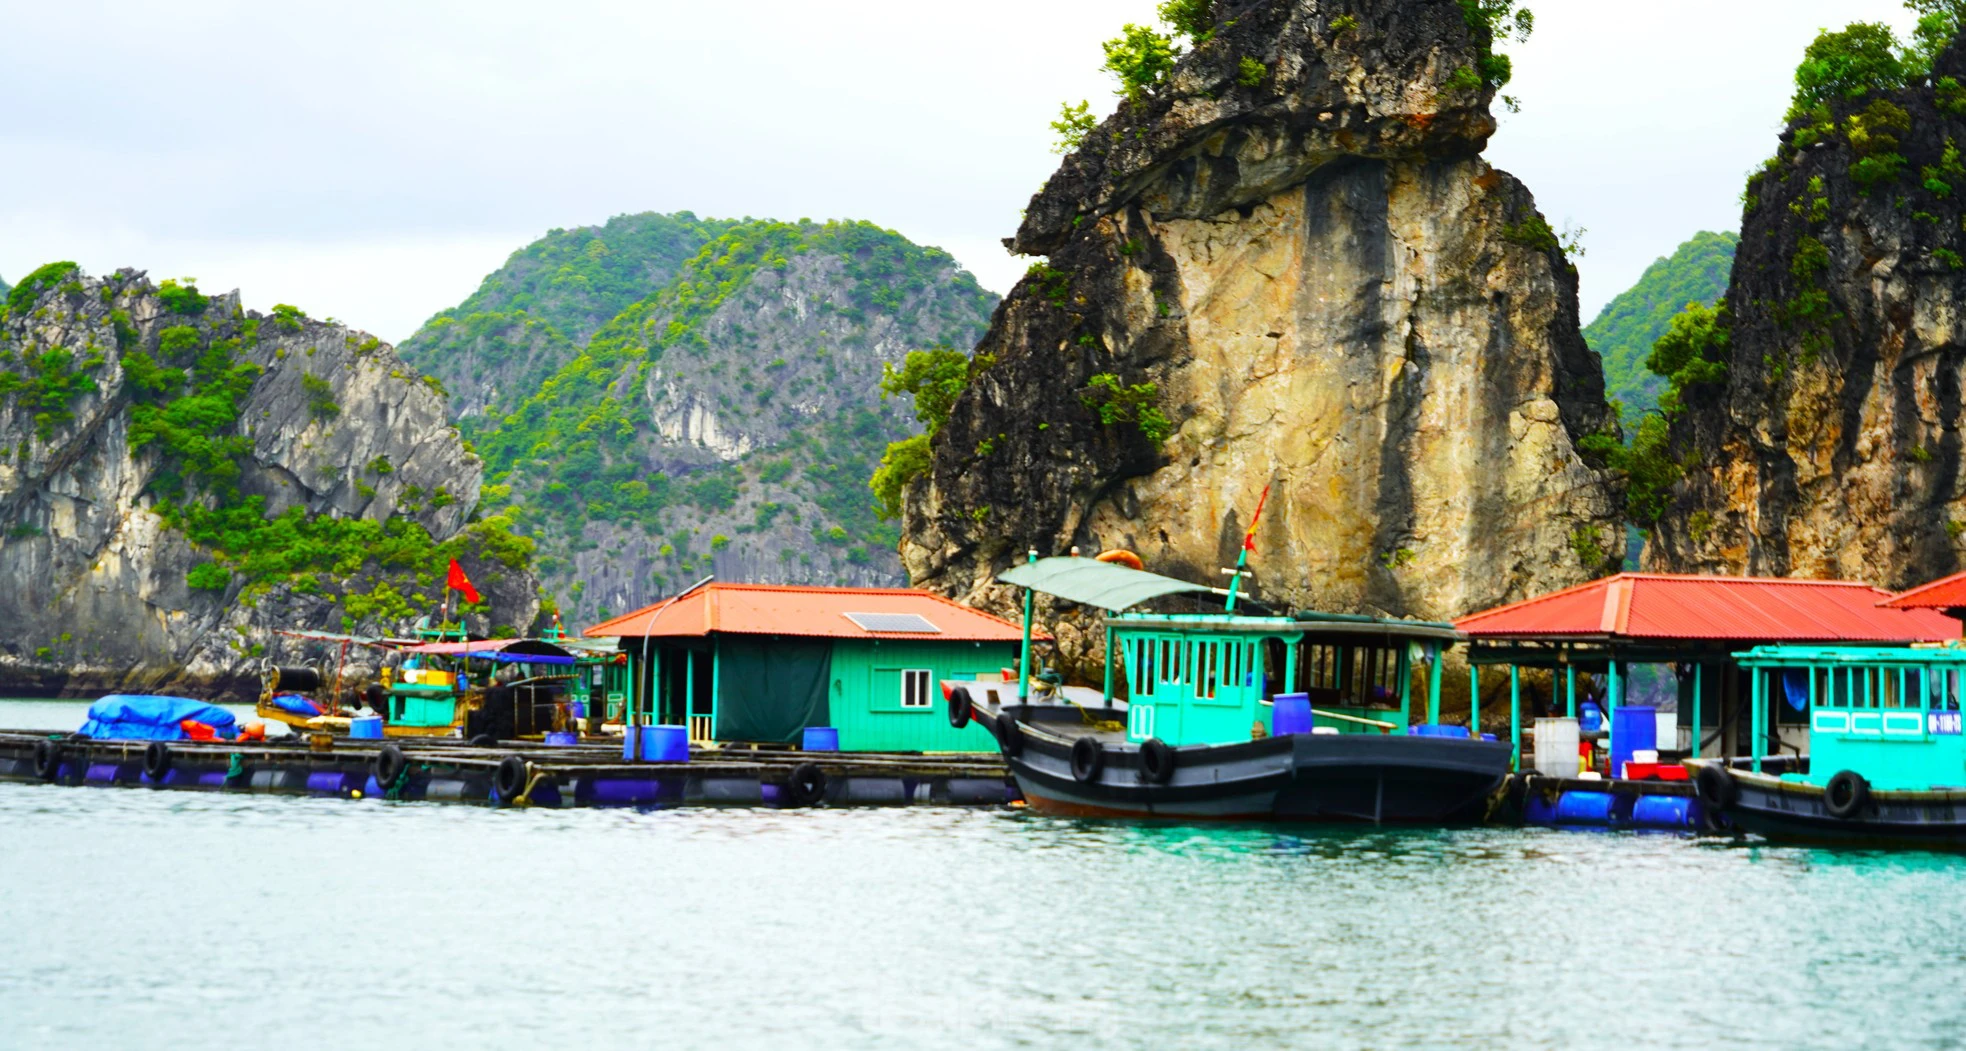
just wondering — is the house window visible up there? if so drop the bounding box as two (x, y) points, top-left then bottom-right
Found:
(901, 669), (932, 709)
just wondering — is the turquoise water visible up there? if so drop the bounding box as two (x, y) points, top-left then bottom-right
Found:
(5, 701), (1966, 1049)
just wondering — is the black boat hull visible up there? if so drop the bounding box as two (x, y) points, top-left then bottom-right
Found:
(1696, 762), (1966, 849)
(995, 707), (1510, 823)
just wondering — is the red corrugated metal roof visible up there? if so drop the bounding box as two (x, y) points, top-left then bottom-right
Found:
(1455, 573), (1959, 643)
(582, 583), (1036, 642)
(1879, 570), (1966, 610)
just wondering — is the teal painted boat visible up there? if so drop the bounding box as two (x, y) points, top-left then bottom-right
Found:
(1694, 645), (1966, 846)
(968, 556), (1511, 822)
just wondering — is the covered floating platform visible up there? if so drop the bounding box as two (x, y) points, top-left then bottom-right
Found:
(0, 730), (1015, 809)
(1457, 573), (1960, 831)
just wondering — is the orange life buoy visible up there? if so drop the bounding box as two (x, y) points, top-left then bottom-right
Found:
(1095, 549), (1144, 571)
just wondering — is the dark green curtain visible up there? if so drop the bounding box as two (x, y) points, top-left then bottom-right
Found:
(715, 637), (833, 744)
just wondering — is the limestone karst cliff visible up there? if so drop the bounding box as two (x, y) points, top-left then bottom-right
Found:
(399, 216), (998, 627)
(0, 265), (539, 699)
(900, 0), (1625, 672)
(1649, 35), (1966, 587)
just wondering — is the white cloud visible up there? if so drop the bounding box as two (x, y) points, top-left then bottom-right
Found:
(0, 0), (1932, 338)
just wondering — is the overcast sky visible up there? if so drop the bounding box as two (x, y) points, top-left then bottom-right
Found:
(0, 0), (1926, 343)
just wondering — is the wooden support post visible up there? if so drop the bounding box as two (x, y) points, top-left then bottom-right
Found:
(1470, 663), (1480, 734)
(1509, 664), (1521, 770)
(652, 648), (663, 727)
(1017, 549), (1037, 704)
(1397, 645), (1412, 735)
(1607, 659), (1621, 775)
(1690, 663), (1702, 759)
(1566, 664), (1576, 718)
(1283, 639), (1298, 701)
(1751, 667), (1764, 774)
(1427, 646), (1442, 726)
(1103, 625), (1115, 707)
(710, 638), (721, 738)
(685, 648), (696, 730)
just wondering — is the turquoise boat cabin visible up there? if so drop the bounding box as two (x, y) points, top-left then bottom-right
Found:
(1734, 645), (1966, 789)
(997, 557), (1474, 744)
(582, 583), (1029, 752)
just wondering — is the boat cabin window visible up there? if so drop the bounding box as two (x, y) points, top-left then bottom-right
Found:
(900, 669), (932, 709)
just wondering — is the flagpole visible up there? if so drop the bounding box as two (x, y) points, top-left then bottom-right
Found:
(1224, 485), (1270, 614)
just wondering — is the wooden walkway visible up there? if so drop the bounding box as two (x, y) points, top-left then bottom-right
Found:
(0, 729), (1014, 809)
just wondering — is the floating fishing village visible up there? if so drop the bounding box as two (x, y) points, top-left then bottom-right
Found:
(11, 541), (1966, 847)
(14, 0), (1966, 1045)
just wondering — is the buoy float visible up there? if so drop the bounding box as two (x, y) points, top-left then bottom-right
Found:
(1095, 549), (1144, 571)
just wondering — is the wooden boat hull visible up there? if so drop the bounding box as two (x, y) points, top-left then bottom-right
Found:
(1693, 761), (1966, 849)
(993, 707), (1510, 823)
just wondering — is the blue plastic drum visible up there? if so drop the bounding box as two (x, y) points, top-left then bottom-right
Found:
(1553, 790), (1616, 824)
(641, 725), (690, 762)
(802, 726), (840, 752)
(349, 716), (383, 740)
(1271, 693), (1313, 736)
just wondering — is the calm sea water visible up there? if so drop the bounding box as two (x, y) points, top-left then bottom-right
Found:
(4, 699), (1965, 1049)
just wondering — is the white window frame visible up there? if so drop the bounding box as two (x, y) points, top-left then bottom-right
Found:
(901, 669), (933, 709)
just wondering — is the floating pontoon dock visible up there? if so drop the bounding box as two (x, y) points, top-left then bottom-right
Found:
(0, 731), (1014, 809)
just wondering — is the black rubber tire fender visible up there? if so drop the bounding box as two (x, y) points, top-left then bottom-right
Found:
(143, 741), (173, 782)
(787, 761), (827, 807)
(1695, 763), (1738, 811)
(996, 714), (1024, 758)
(1139, 737), (1177, 785)
(31, 738), (61, 781)
(947, 686), (974, 730)
(1825, 769), (1871, 820)
(469, 734), (499, 748)
(494, 755), (530, 802)
(1070, 736), (1105, 783)
(373, 743), (409, 788)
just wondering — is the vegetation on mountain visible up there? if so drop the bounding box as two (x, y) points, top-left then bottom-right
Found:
(1582, 231), (1737, 422)
(0, 267), (533, 631)
(401, 214), (997, 617)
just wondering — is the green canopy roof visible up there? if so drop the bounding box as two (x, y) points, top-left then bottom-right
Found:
(997, 556), (1217, 612)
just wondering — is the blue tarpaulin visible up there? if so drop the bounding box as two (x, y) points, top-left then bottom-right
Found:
(78, 695), (238, 740)
(269, 693), (323, 716)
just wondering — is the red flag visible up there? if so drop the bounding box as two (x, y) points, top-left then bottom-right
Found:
(447, 559), (481, 604)
(1243, 485), (1271, 553)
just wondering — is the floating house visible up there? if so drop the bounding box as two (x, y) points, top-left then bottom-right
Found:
(583, 583), (1030, 752)
(1454, 573), (1960, 766)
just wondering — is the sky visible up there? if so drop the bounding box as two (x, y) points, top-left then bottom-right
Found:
(0, 0), (1929, 344)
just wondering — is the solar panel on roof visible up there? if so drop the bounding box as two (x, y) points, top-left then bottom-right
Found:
(844, 612), (942, 634)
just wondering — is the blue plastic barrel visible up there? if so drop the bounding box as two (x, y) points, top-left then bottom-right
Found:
(1580, 702), (1606, 733)
(1411, 724), (1472, 739)
(349, 716), (384, 739)
(1630, 794), (1695, 828)
(1271, 693), (1313, 736)
(621, 725), (640, 761)
(1553, 790), (1616, 824)
(641, 725), (690, 762)
(802, 726), (840, 752)
(1610, 705), (1658, 779)
(544, 730), (579, 746)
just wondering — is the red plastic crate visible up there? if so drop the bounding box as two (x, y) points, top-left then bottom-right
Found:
(1623, 762), (1660, 780)
(1655, 765), (1691, 782)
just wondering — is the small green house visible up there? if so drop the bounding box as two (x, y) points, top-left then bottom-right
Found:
(584, 582), (1028, 752)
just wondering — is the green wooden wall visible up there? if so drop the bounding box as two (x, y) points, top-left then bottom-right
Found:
(826, 638), (1016, 752)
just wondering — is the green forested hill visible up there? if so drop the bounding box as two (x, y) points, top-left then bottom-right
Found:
(0, 275), (10, 303)
(1583, 231), (1738, 422)
(400, 212), (739, 419)
(401, 214), (999, 625)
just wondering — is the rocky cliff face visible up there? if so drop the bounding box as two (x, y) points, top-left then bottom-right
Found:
(1650, 40), (1966, 587)
(0, 267), (538, 699)
(901, 0), (1624, 672)
(402, 217), (998, 627)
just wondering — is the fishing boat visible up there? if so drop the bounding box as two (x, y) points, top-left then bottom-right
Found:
(1692, 645), (1966, 847)
(959, 553), (1511, 822)
(258, 623), (622, 741)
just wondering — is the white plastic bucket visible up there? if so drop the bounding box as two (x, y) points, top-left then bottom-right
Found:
(1534, 717), (1581, 778)
(1656, 711), (1680, 752)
